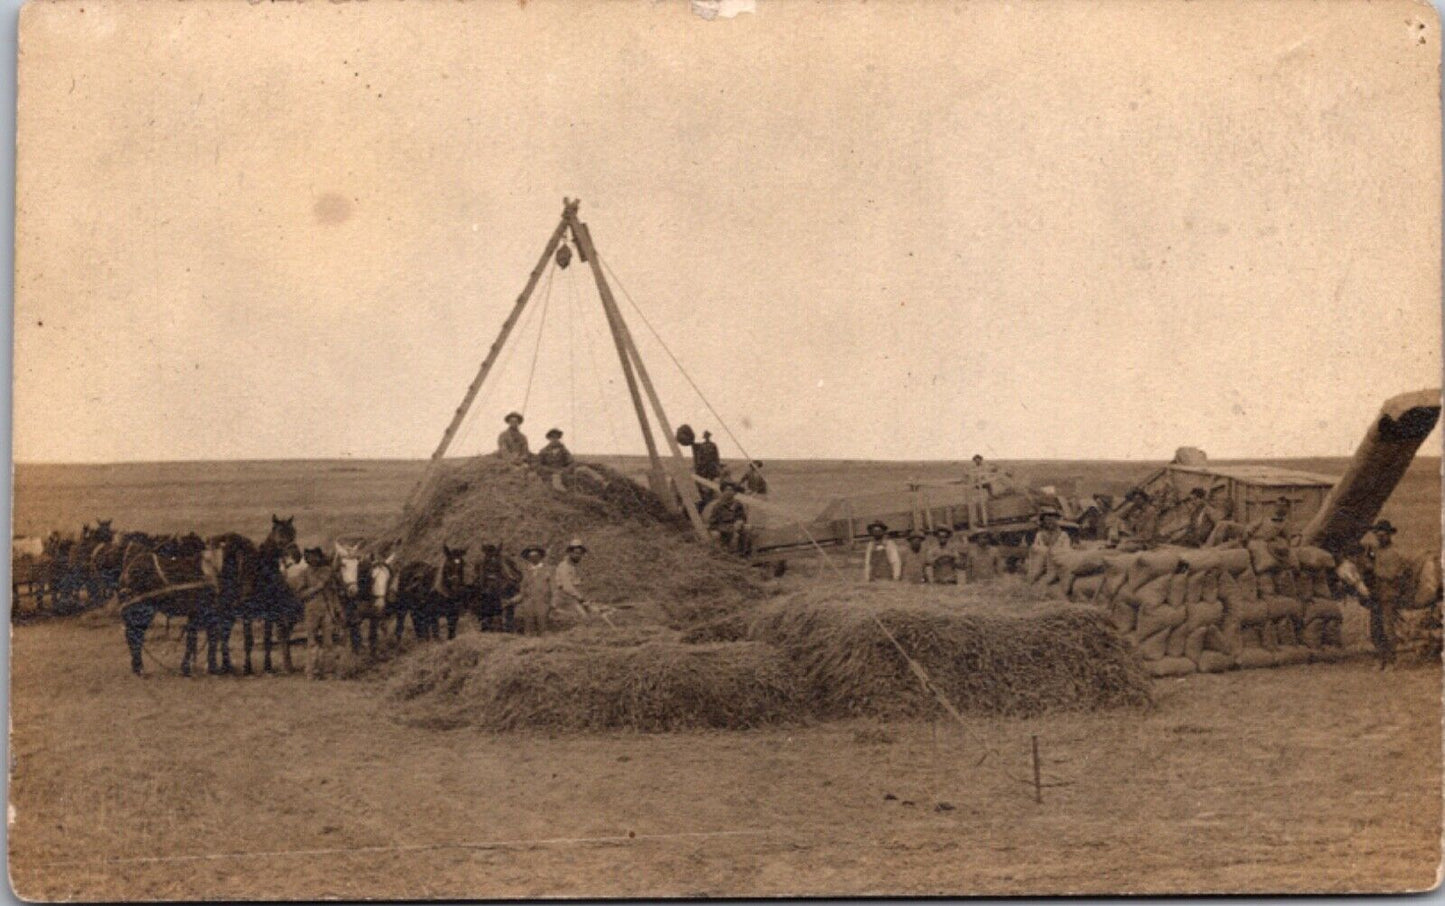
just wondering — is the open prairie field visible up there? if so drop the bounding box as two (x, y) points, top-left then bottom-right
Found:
(14, 455), (1441, 556)
(7, 455), (1443, 898)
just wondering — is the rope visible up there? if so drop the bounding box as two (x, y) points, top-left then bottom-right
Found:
(521, 260), (556, 414)
(566, 266), (578, 446)
(597, 253), (754, 463)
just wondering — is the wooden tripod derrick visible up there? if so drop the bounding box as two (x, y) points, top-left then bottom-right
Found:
(404, 198), (710, 543)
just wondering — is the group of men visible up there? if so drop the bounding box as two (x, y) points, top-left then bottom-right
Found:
(860, 519), (1011, 585)
(497, 411), (575, 469)
(509, 537), (592, 635)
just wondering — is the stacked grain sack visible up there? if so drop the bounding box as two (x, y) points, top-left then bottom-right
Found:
(1050, 543), (1346, 677)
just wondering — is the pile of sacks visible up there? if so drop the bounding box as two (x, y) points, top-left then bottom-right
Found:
(1045, 544), (1346, 677)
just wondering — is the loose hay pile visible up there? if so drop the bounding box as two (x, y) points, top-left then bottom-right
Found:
(747, 584), (1152, 719)
(395, 456), (760, 609)
(387, 627), (800, 732)
(388, 582), (1151, 732)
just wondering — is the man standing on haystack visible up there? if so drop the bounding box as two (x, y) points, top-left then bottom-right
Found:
(862, 520), (901, 582)
(691, 430), (722, 507)
(552, 538), (591, 620)
(515, 545), (552, 635)
(740, 461), (769, 497)
(497, 412), (531, 462)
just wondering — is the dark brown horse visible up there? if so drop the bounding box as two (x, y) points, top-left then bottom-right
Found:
(471, 544), (520, 632)
(209, 516), (303, 674)
(118, 537), (224, 676)
(398, 545), (471, 641)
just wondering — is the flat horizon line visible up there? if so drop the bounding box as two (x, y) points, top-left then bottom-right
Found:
(14, 452), (1441, 468)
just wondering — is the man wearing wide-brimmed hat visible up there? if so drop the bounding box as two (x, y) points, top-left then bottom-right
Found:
(924, 527), (961, 585)
(497, 411), (531, 463)
(537, 428), (574, 470)
(516, 544), (553, 635)
(1027, 506), (1071, 583)
(1364, 519), (1407, 668)
(863, 520), (901, 582)
(898, 529), (929, 584)
(552, 538), (591, 619)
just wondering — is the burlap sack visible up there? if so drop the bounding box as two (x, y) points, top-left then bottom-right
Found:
(1272, 646), (1310, 667)
(1184, 625), (1209, 662)
(1266, 595), (1303, 622)
(1166, 621), (1192, 658)
(1136, 601), (1187, 640)
(1137, 627), (1170, 660)
(1147, 656), (1197, 678)
(1196, 650), (1234, 673)
(1184, 570), (1207, 604)
(1110, 599), (1137, 633)
(1217, 548), (1253, 575)
(1070, 573), (1105, 602)
(1295, 546), (1335, 572)
(1167, 572), (1189, 608)
(1235, 648), (1277, 670)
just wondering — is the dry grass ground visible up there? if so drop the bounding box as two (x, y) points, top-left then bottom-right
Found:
(8, 619), (1439, 898)
(9, 455), (1442, 897)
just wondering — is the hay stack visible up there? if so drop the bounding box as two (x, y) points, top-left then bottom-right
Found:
(395, 456), (760, 609)
(746, 584), (1152, 719)
(388, 628), (800, 732)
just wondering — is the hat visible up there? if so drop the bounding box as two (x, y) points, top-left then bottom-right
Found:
(1276, 496), (1291, 506)
(934, 527), (954, 537)
(751, 460), (764, 468)
(866, 520), (888, 534)
(1189, 487), (1206, 498)
(1039, 506), (1062, 519)
(1372, 520), (1398, 535)
(546, 428), (563, 440)
(907, 529), (926, 541)
(721, 480), (741, 492)
(520, 545), (546, 558)
(565, 538), (588, 552)
(504, 411), (524, 425)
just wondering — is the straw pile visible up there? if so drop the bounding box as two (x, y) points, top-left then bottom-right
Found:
(395, 456), (761, 608)
(746, 584), (1152, 719)
(387, 626), (800, 732)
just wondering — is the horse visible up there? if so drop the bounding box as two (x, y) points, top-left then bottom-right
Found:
(471, 544), (520, 632)
(75, 520), (116, 607)
(286, 547), (345, 679)
(398, 545), (471, 641)
(117, 539), (224, 676)
(209, 516), (303, 674)
(334, 541), (403, 655)
(40, 532), (84, 612)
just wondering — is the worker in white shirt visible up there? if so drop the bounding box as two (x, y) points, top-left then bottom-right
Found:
(551, 538), (591, 619)
(862, 520), (901, 582)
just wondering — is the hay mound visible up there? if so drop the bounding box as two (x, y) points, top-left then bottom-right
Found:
(387, 628), (800, 732)
(747, 584), (1152, 719)
(396, 456), (760, 608)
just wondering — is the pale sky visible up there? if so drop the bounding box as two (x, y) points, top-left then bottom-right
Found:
(14, 0), (1443, 463)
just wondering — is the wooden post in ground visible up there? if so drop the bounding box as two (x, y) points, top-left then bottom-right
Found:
(1031, 734), (1043, 804)
(402, 198), (578, 515)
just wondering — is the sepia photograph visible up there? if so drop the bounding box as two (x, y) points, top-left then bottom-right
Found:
(7, 0), (1444, 898)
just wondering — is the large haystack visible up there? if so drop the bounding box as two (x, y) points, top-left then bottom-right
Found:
(395, 456), (760, 608)
(747, 584), (1152, 719)
(387, 628), (800, 731)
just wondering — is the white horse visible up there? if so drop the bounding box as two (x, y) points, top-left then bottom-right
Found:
(334, 541), (403, 654)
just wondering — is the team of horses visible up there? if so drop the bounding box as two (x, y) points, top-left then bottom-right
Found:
(33, 517), (524, 677)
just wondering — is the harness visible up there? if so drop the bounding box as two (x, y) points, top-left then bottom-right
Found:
(118, 553), (218, 610)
